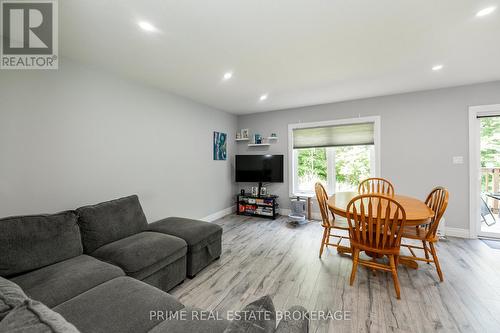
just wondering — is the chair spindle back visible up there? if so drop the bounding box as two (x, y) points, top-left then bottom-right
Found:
(346, 194), (406, 251)
(358, 178), (394, 196)
(315, 182), (332, 227)
(423, 187), (449, 238)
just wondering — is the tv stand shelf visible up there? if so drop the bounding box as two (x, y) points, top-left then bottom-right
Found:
(236, 194), (279, 220)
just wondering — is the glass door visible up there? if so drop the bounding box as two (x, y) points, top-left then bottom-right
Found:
(478, 116), (500, 238)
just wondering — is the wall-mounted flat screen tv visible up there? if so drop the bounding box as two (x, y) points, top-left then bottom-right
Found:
(235, 155), (284, 183)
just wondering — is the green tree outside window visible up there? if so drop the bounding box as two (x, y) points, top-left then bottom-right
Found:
(296, 145), (372, 192)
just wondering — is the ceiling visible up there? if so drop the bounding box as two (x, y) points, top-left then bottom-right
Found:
(60, 0), (500, 114)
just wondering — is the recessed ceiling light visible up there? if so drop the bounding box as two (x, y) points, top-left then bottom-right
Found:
(432, 65), (444, 71)
(223, 72), (233, 80)
(259, 94), (268, 101)
(138, 21), (158, 32)
(476, 6), (496, 17)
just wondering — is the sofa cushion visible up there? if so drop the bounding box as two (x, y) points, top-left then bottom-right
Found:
(76, 195), (148, 253)
(0, 277), (28, 320)
(0, 211), (82, 277)
(53, 276), (184, 333)
(0, 299), (80, 333)
(91, 232), (187, 278)
(11, 255), (124, 308)
(148, 307), (230, 333)
(223, 295), (276, 333)
(148, 217), (222, 252)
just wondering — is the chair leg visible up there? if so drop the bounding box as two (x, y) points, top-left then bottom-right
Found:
(422, 240), (430, 262)
(429, 242), (444, 282)
(350, 248), (359, 285)
(389, 255), (401, 299)
(319, 227), (328, 258)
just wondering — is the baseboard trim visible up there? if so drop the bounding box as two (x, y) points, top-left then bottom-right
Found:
(214, 208), (470, 237)
(445, 227), (470, 238)
(280, 210), (470, 238)
(201, 206), (236, 222)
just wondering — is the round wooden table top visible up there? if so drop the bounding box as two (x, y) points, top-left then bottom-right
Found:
(327, 191), (434, 226)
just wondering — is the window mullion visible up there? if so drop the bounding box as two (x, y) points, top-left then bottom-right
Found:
(293, 149), (299, 194)
(326, 147), (336, 194)
(370, 146), (376, 177)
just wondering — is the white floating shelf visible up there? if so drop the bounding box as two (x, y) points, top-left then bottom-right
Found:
(248, 143), (271, 147)
(267, 137), (278, 140)
(236, 138), (250, 141)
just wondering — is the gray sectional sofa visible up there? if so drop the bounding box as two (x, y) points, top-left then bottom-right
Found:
(0, 195), (309, 333)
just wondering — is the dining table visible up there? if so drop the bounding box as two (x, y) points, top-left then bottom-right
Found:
(327, 191), (435, 269)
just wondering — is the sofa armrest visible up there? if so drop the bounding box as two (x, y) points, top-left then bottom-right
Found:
(276, 306), (309, 333)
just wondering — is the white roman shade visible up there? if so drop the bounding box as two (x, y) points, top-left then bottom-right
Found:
(293, 122), (375, 149)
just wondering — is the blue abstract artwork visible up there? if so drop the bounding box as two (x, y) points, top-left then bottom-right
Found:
(213, 131), (227, 160)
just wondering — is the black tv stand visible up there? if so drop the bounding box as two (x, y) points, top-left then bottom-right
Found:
(236, 194), (279, 219)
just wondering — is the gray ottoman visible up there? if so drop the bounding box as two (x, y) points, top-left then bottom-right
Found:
(148, 217), (222, 278)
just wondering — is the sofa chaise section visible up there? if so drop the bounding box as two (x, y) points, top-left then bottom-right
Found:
(53, 276), (185, 333)
(76, 195), (188, 290)
(148, 217), (222, 278)
(3, 274), (309, 333)
(0, 211), (124, 308)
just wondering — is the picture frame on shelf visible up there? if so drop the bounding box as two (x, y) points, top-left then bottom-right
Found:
(260, 187), (267, 196)
(251, 187), (258, 196)
(241, 129), (249, 139)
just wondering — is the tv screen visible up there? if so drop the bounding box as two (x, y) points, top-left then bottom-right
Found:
(235, 155), (284, 183)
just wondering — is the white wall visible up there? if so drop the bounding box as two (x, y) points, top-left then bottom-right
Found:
(0, 60), (237, 221)
(237, 81), (500, 233)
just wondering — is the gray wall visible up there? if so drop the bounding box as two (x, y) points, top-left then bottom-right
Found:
(237, 81), (500, 231)
(2, 56), (499, 232)
(0, 60), (237, 221)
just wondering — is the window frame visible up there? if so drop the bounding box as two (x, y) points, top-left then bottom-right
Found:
(288, 116), (381, 196)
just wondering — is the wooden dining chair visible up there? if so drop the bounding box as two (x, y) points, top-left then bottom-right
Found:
(347, 194), (407, 299)
(315, 182), (349, 258)
(358, 178), (395, 196)
(400, 186), (449, 282)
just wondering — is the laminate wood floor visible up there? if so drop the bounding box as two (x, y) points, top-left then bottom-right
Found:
(171, 214), (500, 333)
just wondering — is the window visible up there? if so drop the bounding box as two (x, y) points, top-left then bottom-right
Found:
(289, 117), (380, 195)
